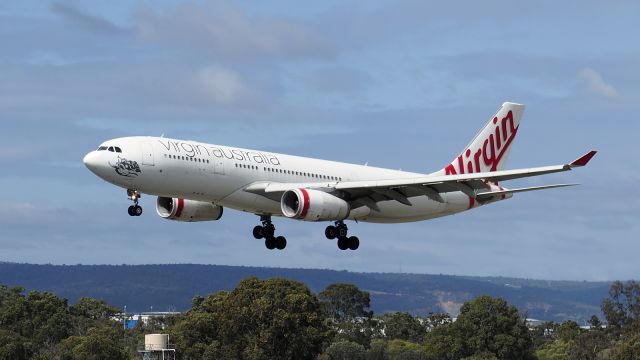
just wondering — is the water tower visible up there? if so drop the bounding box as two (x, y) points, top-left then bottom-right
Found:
(138, 334), (175, 360)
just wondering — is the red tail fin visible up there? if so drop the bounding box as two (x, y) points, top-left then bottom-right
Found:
(443, 102), (525, 175)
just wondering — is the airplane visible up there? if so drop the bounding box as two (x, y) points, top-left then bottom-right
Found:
(83, 102), (596, 251)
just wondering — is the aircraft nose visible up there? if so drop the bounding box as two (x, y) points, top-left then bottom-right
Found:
(83, 151), (100, 173)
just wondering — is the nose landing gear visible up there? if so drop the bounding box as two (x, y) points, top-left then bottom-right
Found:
(127, 189), (142, 216)
(253, 215), (286, 250)
(325, 221), (359, 250)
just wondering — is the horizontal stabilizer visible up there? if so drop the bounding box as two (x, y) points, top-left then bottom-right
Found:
(476, 184), (577, 200)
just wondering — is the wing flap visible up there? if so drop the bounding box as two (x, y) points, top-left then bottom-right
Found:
(476, 183), (577, 200)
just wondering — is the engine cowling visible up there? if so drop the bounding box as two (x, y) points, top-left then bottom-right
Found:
(281, 188), (350, 221)
(156, 197), (223, 222)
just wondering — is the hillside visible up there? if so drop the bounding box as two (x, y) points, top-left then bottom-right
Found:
(0, 262), (609, 323)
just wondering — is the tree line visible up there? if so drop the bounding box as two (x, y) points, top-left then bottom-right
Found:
(1, 279), (638, 359)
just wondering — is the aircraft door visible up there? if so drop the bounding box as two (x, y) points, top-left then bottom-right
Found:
(141, 143), (155, 166)
(214, 159), (225, 175)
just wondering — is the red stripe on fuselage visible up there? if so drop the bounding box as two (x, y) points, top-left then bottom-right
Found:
(299, 188), (310, 219)
(175, 198), (184, 218)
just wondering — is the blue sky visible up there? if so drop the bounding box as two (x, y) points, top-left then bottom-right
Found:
(1, 0), (638, 281)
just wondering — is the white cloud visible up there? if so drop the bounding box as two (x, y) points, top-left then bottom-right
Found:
(195, 65), (250, 105)
(578, 67), (618, 99)
(133, 1), (335, 61)
(51, 2), (131, 35)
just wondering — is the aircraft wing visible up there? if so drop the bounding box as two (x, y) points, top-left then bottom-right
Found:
(245, 150), (596, 208)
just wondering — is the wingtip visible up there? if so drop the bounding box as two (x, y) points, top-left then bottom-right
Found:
(570, 150), (597, 167)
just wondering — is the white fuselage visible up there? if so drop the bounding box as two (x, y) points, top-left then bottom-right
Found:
(83, 136), (489, 223)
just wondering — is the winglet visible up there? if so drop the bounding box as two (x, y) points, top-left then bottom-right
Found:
(570, 150), (597, 167)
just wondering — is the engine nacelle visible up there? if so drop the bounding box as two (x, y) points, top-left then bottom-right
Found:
(281, 188), (350, 221)
(156, 197), (223, 222)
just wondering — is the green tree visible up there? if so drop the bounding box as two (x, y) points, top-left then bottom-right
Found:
(455, 296), (533, 359)
(557, 320), (581, 342)
(319, 283), (373, 321)
(70, 298), (119, 321)
(382, 312), (426, 343)
(588, 315), (602, 330)
(535, 339), (570, 360)
(0, 329), (32, 360)
(319, 283), (377, 347)
(366, 338), (388, 360)
(566, 330), (609, 360)
(324, 340), (366, 360)
(56, 328), (128, 360)
(171, 277), (329, 360)
(0, 286), (73, 353)
(530, 321), (558, 349)
(610, 334), (640, 360)
(602, 280), (640, 335)
(424, 320), (465, 360)
(386, 339), (428, 360)
(424, 312), (452, 330)
(425, 295), (534, 360)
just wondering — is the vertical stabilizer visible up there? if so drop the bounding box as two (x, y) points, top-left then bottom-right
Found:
(440, 102), (525, 175)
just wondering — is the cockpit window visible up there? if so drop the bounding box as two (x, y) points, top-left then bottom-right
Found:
(108, 146), (115, 152)
(97, 146), (108, 151)
(114, 147), (122, 153)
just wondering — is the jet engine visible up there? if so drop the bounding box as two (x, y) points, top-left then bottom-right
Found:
(156, 197), (223, 222)
(281, 189), (350, 221)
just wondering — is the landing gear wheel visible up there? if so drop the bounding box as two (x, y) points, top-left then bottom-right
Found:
(325, 225), (337, 240)
(253, 225), (265, 239)
(348, 236), (359, 250)
(275, 236), (287, 250)
(256, 215), (287, 250)
(265, 236), (276, 250)
(126, 189), (142, 217)
(263, 225), (275, 238)
(337, 237), (349, 250)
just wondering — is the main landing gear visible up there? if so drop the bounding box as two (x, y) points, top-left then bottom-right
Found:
(126, 189), (142, 217)
(325, 221), (359, 250)
(253, 215), (286, 250)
